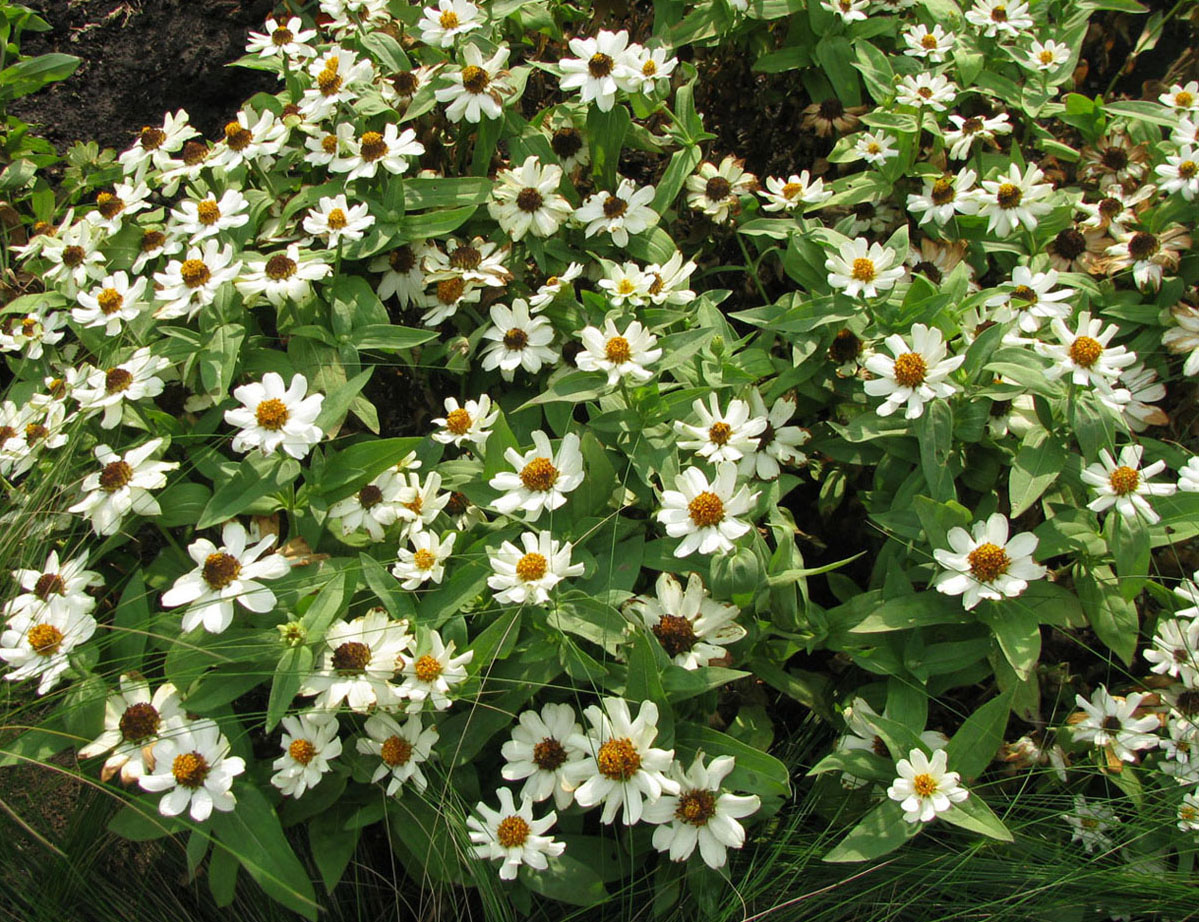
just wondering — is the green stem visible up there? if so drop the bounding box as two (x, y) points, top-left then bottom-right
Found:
(736, 233), (770, 304)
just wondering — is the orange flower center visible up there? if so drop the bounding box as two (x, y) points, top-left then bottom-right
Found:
(675, 789), (717, 826)
(516, 552), (548, 582)
(967, 542), (1011, 582)
(892, 352), (927, 388)
(255, 398), (290, 431)
(172, 751), (210, 788)
(27, 623), (64, 656)
(414, 654), (443, 683)
(687, 491), (724, 527)
(445, 408), (472, 435)
(413, 549), (438, 571)
(326, 208), (348, 230)
(605, 336), (631, 364)
(913, 772), (938, 796)
(381, 735), (413, 766)
(180, 258), (211, 288)
(851, 257), (876, 282)
(597, 737), (641, 780)
(519, 457), (558, 492)
(496, 815), (530, 848)
(196, 200), (221, 225)
(1068, 336), (1103, 368)
(288, 738), (317, 765)
(1109, 465), (1140, 495)
(97, 288), (124, 315)
(708, 421), (732, 446)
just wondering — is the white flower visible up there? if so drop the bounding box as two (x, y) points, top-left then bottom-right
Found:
(675, 394), (767, 464)
(903, 24), (955, 62)
(558, 30), (637, 112)
(821, 0), (869, 22)
(1070, 687), (1159, 762)
(501, 703), (586, 809)
(685, 156), (756, 223)
(965, 0), (1033, 37)
(435, 44), (514, 123)
(644, 753), (760, 868)
(86, 181), (152, 235)
(944, 112), (1012, 160)
(528, 262), (584, 310)
(0, 307), (66, 359)
(118, 109), (198, 178)
(392, 531), (456, 589)
(1155, 147), (1199, 201)
(825, 237), (906, 299)
(644, 251), (698, 305)
(209, 108), (288, 170)
(356, 712), (438, 794)
(1179, 457), (1199, 492)
(225, 372), (324, 459)
(1026, 39), (1071, 72)
(370, 243), (430, 307)
(468, 788), (565, 880)
(398, 630), (473, 713)
(488, 430), (585, 522)
(417, 0), (482, 47)
(2, 550), (102, 626)
(758, 171), (832, 213)
(488, 156), (573, 240)
(1063, 795), (1118, 853)
(0, 606), (96, 694)
(1160, 81), (1199, 112)
(78, 675), (185, 783)
(330, 123), (424, 181)
(327, 471), (405, 542)
(69, 438), (179, 536)
(153, 240), (243, 320)
(1036, 310), (1136, 393)
(1180, 793), (1199, 833)
(932, 513), (1046, 610)
(738, 391), (810, 480)
(236, 245), (331, 309)
(74, 347), (170, 429)
(985, 266), (1074, 334)
(1116, 363), (1168, 432)
(896, 72), (957, 111)
(138, 718), (245, 822)
(1144, 618), (1199, 686)
(300, 610), (414, 711)
(432, 395), (498, 448)
(851, 131), (899, 165)
(394, 470), (451, 540)
(423, 237), (512, 289)
(597, 260), (652, 307)
(40, 217), (105, 293)
(131, 226), (183, 274)
(300, 47), (376, 121)
(574, 178), (659, 247)
(72, 271), (149, 335)
(487, 531), (584, 605)
(624, 45), (677, 94)
(1081, 445), (1176, 525)
(302, 194), (375, 248)
(906, 169), (979, 226)
(271, 713), (342, 798)
(835, 699), (949, 788)
(971, 163), (1055, 236)
(887, 748), (969, 823)
(657, 463), (758, 558)
(245, 16), (317, 59)
(629, 572), (746, 669)
(864, 324), (965, 419)
(170, 189), (249, 242)
(562, 698), (679, 825)
(162, 521), (291, 634)
(479, 298), (558, 381)
(576, 319), (661, 386)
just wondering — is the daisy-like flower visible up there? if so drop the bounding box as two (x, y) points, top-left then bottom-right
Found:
(644, 753), (760, 869)
(370, 243), (430, 307)
(1046, 224), (1107, 273)
(417, 0), (481, 47)
(1116, 363), (1168, 432)
(302, 194), (375, 248)
(1155, 147), (1199, 201)
(864, 324), (965, 419)
(558, 30), (637, 112)
(628, 572), (745, 670)
(488, 156), (573, 240)
(563, 698), (679, 825)
(895, 73), (957, 111)
(1144, 618), (1199, 686)
(657, 463), (758, 558)
(528, 261), (584, 310)
(468, 788), (565, 880)
(72, 271), (149, 336)
(170, 189), (250, 242)
(1101, 226), (1192, 291)
(501, 703), (586, 809)
(903, 24), (955, 62)
(487, 531), (584, 605)
(624, 44), (677, 95)
(432, 395), (498, 449)
(86, 181), (152, 235)
(1174, 116), (1199, 147)
(675, 394), (768, 464)
(69, 439), (179, 537)
(906, 169), (980, 226)
(574, 178), (659, 247)
(423, 237), (512, 289)
(138, 718), (245, 822)
(245, 15), (317, 59)
(78, 676), (184, 783)
(419, 275), (483, 326)
(393, 470), (451, 540)
(161, 521), (291, 634)
(118, 109), (198, 179)
(685, 156), (756, 223)
(597, 261), (652, 307)
(1025, 38), (1071, 72)
(944, 111), (1012, 160)
(225, 372), (324, 459)
(153, 240), (243, 320)
(270, 713), (342, 798)
(1178, 457), (1199, 492)
(887, 748), (969, 823)
(0, 308), (66, 359)
(40, 218), (106, 294)
(0, 606), (96, 694)
(1069, 687), (1159, 763)
(327, 470), (405, 542)
(1160, 81), (1199, 112)
(1063, 795), (1118, 853)
(801, 97), (865, 137)
(835, 699), (950, 788)
(131, 226), (183, 275)
(986, 266), (1074, 334)
(298, 47), (376, 121)
(932, 513), (1046, 610)
(398, 630), (473, 713)
(758, 171), (832, 213)
(330, 123), (425, 180)
(74, 348), (170, 430)
(489, 430), (584, 522)
(644, 251), (698, 306)
(549, 121), (590, 173)
(303, 122), (352, 168)
(435, 44), (515, 124)
(479, 299), (558, 381)
(825, 237), (906, 299)
(1036, 311), (1136, 389)
(236, 244), (331, 309)
(1080, 445), (1176, 525)
(972, 162), (1055, 236)
(1078, 184), (1155, 235)
(2, 550), (102, 626)
(821, 0), (869, 22)
(851, 131), (899, 165)
(739, 391), (810, 480)
(209, 108), (288, 170)
(357, 712), (438, 794)
(576, 319), (662, 386)
(300, 609), (414, 711)
(964, 0), (1033, 37)
(158, 140), (213, 196)
(392, 531), (456, 589)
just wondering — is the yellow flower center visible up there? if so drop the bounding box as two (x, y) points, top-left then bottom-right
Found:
(27, 623), (63, 656)
(913, 772), (938, 796)
(445, 408), (472, 435)
(675, 789), (717, 826)
(519, 457), (559, 492)
(1068, 336), (1103, 368)
(516, 552), (548, 582)
(1176, 91), (1195, 108)
(255, 397), (290, 431)
(781, 181), (803, 199)
(202, 552), (241, 590)
(414, 654), (443, 683)
(967, 542), (1011, 582)
(224, 121), (252, 151)
(1039, 49), (1056, 65)
(892, 352), (928, 388)
(851, 257), (876, 283)
(288, 738), (317, 765)
(180, 258), (211, 289)
(97, 288), (124, 315)
(687, 491), (725, 528)
(196, 200), (221, 225)
(99, 460), (134, 493)
(172, 751), (210, 788)
(326, 208), (348, 231)
(605, 336), (631, 364)
(921, 33), (939, 48)
(1179, 160), (1198, 180)
(381, 735), (412, 766)
(413, 548), (438, 571)
(317, 64), (342, 96)
(642, 59), (657, 76)
(439, 9), (460, 29)
(496, 815), (530, 848)
(597, 737), (641, 780)
(1108, 465), (1140, 495)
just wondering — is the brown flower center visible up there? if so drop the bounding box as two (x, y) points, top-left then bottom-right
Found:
(533, 737), (567, 770)
(265, 254), (297, 280)
(437, 277), (466, 305)
(1101, 146), (1128, 171)
(604, 336), (631, 364)
(516, 187), (544, 212)
(172, 751), (210, 788)
(25, 423), (48, 445)
(448, 246), (481, 270)
(61, 245), (85, 267)
(119, 702), (160, 741)
(588, 53), (614, 78)
(27, 623), (64, 656)
(652, 614), (698, 657)
(413, 654), (443, 683)
(182, 141), (209, 165)
(551, 127), (583, 159)
(141, 229), (166, 253)
(597, 737), (641, 780)
(317, 65), (342, 96)
(106, 367), (134, 394)
(1011, 285), (1037, 305)
(675, 789), (717, 826)
(180, 258), (211, 288)
(892, 352), (927, 387)
(445, 408), (472, 435)
(392, 71), (419, 97)
(930, 177), (955, 205)
(967, 542), (1011, 582)
(1053, 227), (1086, 259)
(1108, 465), (1140, 495)
(829, 328), (862, 363)
(519, 457), (558, 492)
(99, 460), (134, 493)
(359, 131), (387, 162)
(496, 815), (530, 848)
(255, 398), (290, 431)
(516, 552), (548, 582)
(321, 133), (339, 155)
(1179, 161), (1198, 180)
(819, 97), (845, 119)
(224, 121), (252, 151)
(912, 772), (938, 796)
(1101, 715), (1123, 732)
(1128, 231), (1160, 260)
(272, 27), (293, 46)
(708, 421), (733, 446)
(139, 126), (166, 150)
(1068, 336), (1103, 368)
(288, 738), (316, 764)
(921, 33), (939, 49)
(381, 735), (412, 766)
(332, 640), (371, 674)
(996, 183), (1023, 209)
(358, 484), (384, 509)
(602, 195), (628, 218)
(687, 491), (724, 527)
(33, 573), (65, 599)
(96, 192), (125, 220)
(705, 175), (732, 202)
(202, 552), (241, 590)
(196, 200), (221, 225)
(461, 65), (489, 94)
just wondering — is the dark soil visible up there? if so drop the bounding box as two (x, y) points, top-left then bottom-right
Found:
(12, 0), (278, 156)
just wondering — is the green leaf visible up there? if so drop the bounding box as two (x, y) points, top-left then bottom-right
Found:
(1076, 565), (1137, 665)
(266, 646), (314, 733)
(850, 593), (973, 633)
(919, 401), (955, 502)
(108, 799), (184, 842)
(154, 482), (212, 528)
(198, 454), (301, 529)
(352, 324), (437, 352)
(309, 807), (360, 892)
(978, 604), (1041, 680)
(586, 103), (631, 188)
(808, 749), (894, 783)
(946, 690), (1013, 780)
(940, 795), (1013, 842)
(815, 36), (861, 106)
(315, 437), (423, 500)
(824, 800), (915, 862)
(199, 323), (245, 395)
(314, 367), (374, 433)
(519, 854), (608, 906)
(652, 145), (702, 214)
(0, 52), (80, 99)
(1009, 429), (1067, 517)
(673, 724), (791, 798)
(209, 836), (240, 906)
(853, 41), (894, 105)
(110, 569), (150, 670)
(1107, 514), (1150, 600)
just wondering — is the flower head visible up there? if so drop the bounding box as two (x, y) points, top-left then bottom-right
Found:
(933, 513), (1046, 610)
(863, 324), (964, 419)
(887, 748), (969, 823)
(225, 372), (324, 459)
(467, 788), (565, 879)
(657, 463), (758, 558)
(138, 718), (246, 822)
